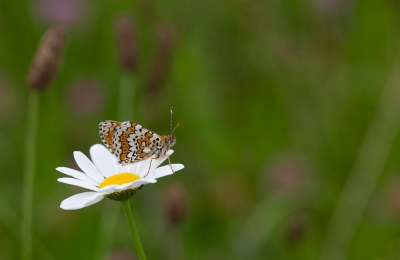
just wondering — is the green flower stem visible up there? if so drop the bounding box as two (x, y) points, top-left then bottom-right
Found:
(95, 72), (136, 260)
(21, 91), (40, 260)
(121, 200), (146, 260)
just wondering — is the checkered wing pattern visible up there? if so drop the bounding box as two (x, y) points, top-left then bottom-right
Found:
(99, 120), (166, 165)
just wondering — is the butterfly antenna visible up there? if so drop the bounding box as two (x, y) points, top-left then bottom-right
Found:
(169, 107), (180, 135)
(171, 123), (180, 134)
(170, 107), (174, 135)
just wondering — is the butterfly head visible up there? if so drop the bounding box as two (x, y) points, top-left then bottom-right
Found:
(167, 134), (177, 147)
(167, 122), (179, 148)
(167, 107), (179, 149)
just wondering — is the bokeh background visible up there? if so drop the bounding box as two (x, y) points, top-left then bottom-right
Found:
(1, 0), (400, 259)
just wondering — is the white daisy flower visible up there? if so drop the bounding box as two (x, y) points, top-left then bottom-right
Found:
(57, 144), (184, 210)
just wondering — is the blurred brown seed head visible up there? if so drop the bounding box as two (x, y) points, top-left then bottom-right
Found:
(285, 213), (308, 248)
(310, 0), (350, 17)
(27, 25), (66, 91)
(145, 23), (176, 94)
(140, 24), (177, 124)
(115, 15), (138, 72)
(156, 24), (175, 58)
(163, 182), (187, 227)
(383, 175), (400, 219)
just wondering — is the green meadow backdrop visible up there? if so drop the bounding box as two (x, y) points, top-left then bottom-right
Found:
(1, 0), (400, 259)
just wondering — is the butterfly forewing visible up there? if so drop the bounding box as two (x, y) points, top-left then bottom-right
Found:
(99, 120), (121, 153)
(100, 120), (166, 165)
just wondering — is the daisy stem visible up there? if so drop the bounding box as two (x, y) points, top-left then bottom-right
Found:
(121, 200), (146, 260)
(21, 91), (39, 260)
(94, 72), (136, 260)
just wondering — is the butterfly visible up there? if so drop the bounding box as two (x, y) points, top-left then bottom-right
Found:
(99, 108), (179, 174)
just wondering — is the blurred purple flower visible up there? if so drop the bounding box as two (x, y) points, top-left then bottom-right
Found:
(109, 248), (135, 260)
(66, 78), (105, 116)
(33, 0), (88, 26)
(265, 153), (312, 197)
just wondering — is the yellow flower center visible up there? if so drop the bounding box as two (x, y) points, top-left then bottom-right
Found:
(99, 172), (140, 188)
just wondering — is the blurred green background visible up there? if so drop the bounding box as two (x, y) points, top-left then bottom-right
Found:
(1, 0), (400, 259)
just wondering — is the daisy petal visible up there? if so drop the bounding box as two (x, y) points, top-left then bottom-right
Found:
(99, 178), (157, 193)
(152, 164), (184, 179)
(60, 192), (105, 210)
(136, 157), (153, 177)
(90, 144), (118, 178)
(74, 151), (104, 183)
(127, 178), (157, 189)
(134, 150), (175, 178)
(57, 178), (99, 191)
(56, 167), (99, 186)
(123, 162), (139, 175)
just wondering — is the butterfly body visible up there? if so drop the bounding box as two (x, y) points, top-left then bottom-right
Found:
(99, 120), (176, 165)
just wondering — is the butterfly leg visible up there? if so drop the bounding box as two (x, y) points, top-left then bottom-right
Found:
(144, 158), (155, 178)
(168, 155), (175, 173)
(144, 156), (174, 178)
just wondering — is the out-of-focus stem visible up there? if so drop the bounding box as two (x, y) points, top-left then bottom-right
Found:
(320, 56), (400, 260)
(21, 91), (40, 260)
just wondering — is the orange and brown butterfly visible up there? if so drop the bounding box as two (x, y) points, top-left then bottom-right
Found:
(99, 107), (179, 167)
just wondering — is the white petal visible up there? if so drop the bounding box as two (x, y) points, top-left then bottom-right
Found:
(124, 162), (139, 174)
(56, 167), (99, 186)
(74, 151), (104, 183)
(136, 157), (153, 177)
(90, 144), (118, 178)
(98, 179), (157, 193)
(60, 192), (104, 210)
(152, 164), (184, 179)
(127, 178), (157, 189)
(120, 162), (136, 175)
(134, 150), (175, 177)
(58, 177), (99, 191)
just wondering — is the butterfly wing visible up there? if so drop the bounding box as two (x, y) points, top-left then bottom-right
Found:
(99, 120), (122, 153)
(113, 121), (166, 164)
